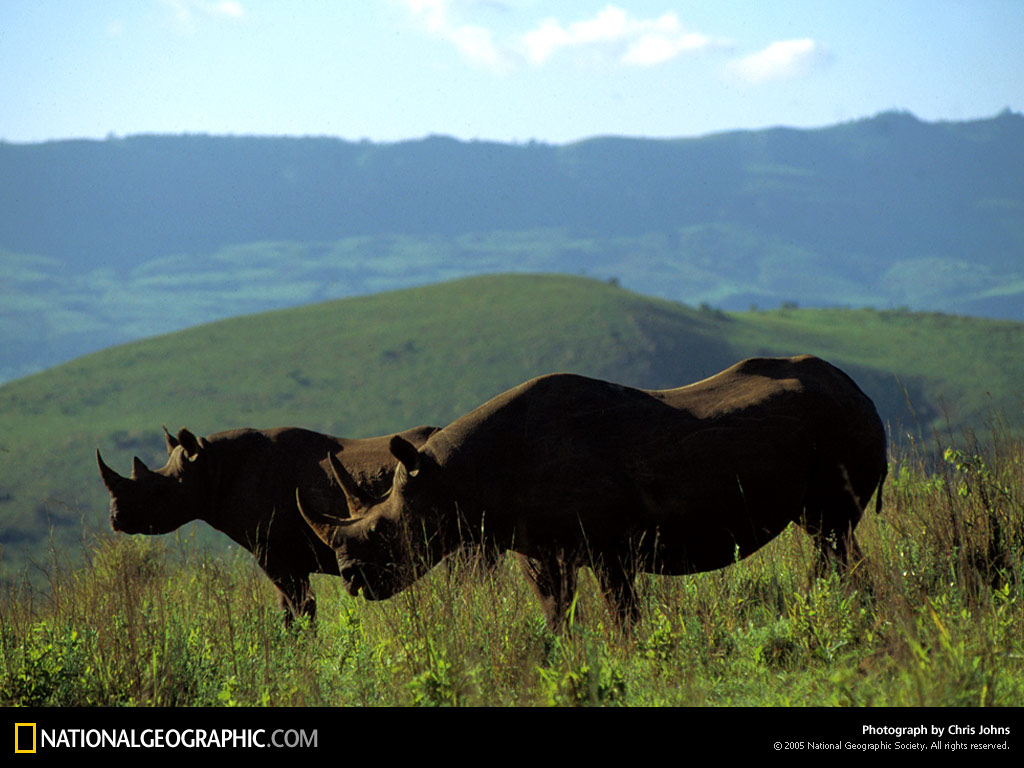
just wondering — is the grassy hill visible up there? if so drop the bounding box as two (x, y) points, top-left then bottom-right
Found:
(2, 274), (1023, 573)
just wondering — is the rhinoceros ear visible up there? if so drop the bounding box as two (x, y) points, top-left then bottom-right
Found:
(389, 435), (422, 478)
(163, 425), (179, 456)
(176, 428), (206, 459)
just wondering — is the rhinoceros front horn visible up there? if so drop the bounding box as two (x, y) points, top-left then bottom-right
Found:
(296, 488), (347, 549)
(96, 450), (126, 492)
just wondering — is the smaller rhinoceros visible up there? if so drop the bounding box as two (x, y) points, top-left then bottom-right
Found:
(97, 424), (438, 625)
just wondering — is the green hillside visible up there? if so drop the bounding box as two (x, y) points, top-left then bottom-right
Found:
(2, 274), (1022, 573)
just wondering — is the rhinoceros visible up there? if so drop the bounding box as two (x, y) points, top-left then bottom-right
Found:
(299, 356), (887, 631)
(97, 424), (438, 625)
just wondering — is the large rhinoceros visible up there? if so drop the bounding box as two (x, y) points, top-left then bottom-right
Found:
(299, 356), (887, 631)
(97, 424), (438, 625)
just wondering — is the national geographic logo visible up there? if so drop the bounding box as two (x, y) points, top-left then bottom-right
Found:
(14, 723), (37, 753)
(10, 722), (317, 752)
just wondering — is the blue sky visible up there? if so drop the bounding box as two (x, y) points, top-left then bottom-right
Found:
(2, 0), (1022, 144)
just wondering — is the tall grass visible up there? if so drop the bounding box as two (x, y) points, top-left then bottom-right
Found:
(2, 430), (1022, 707)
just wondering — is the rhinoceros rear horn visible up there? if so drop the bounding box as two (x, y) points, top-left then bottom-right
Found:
(131, 456), (155, 479)
(96, 450), (126, 492)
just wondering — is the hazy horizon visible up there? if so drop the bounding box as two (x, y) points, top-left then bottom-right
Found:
(3, 2), (1021, 145)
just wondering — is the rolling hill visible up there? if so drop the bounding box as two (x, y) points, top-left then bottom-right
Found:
(2, 274), (1022, 574)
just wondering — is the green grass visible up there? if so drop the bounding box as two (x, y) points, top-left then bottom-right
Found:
(2, 429), (1022, 707)
(1, 274), (1023, 573)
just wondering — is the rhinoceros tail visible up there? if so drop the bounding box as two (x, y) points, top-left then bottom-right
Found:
(874, 462), (887, 515)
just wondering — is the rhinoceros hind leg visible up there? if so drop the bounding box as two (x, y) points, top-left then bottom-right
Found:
(800, 462), (872, 577)
(801, 501), (866, 578)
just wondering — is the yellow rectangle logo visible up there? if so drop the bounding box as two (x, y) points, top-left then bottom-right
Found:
(14, 723), (37, 754)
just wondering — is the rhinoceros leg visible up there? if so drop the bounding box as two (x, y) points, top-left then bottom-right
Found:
(517, 552), (578, 633)
(271, 574), (316, 627)
(476, 538), (505, 572)
(807, 526), (863, 577)
(593, 555), (640, 628)
(444, 540), (504, 578)
(801, 463), (869, 576)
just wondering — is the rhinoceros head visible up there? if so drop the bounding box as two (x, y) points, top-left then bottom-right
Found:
(298, 436), (456, 600)
(97, 427), (216, 535)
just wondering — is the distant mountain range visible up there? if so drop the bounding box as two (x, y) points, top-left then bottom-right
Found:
(2, 110), (1023, 382)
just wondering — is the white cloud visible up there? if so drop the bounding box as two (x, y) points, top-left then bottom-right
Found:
(400, 1), (722, 71)
(401, 0), (511, 72)
(521, 5), (719, 67)
(214, 2), (246, 19)
(622, 30), (714, 66)
(159, 0), (247, 27)
(728, 38), (830, 84)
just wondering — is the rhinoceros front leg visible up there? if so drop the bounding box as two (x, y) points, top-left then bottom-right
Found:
(594, 554), (640, 629)
(517, 552), (579, 633)
(270, 573), (316, 627)
(444, 539), (505, 578)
